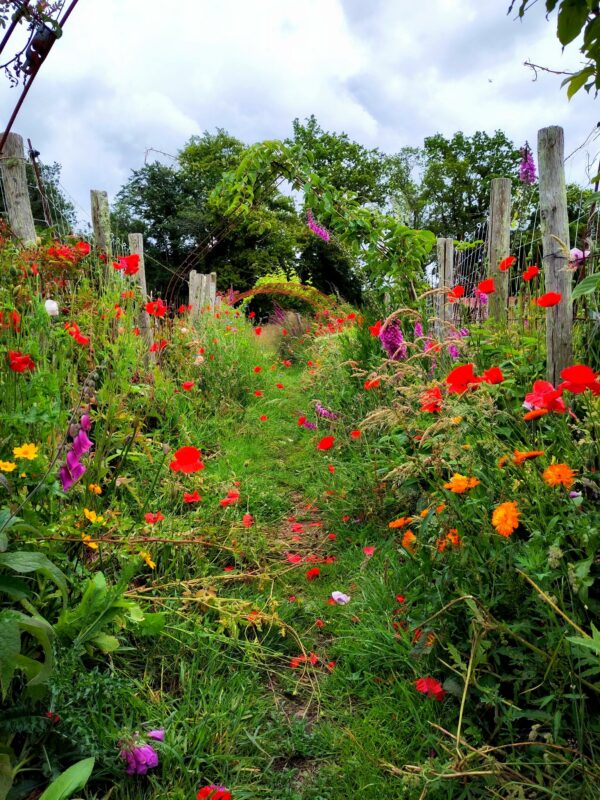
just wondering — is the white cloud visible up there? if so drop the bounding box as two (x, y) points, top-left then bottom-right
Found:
(0, 0), (596, 221)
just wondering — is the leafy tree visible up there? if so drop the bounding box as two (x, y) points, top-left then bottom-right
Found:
(0, 159), (76, 234)
(418, 130), (521, 239)
(509, 1), (600, 97)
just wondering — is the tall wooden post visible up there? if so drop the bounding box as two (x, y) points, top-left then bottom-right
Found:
(487, 177), (511, 324)
(128, 233), (155, 362)
(436, 237), (454, 332)
(189, 271), (218, 315)
(538, 126), (572, 385)
(0, 132), (36, 244)
(90, 190), (111, 256)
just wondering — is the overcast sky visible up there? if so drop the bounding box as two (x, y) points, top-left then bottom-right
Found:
(1, 0), (598, 224)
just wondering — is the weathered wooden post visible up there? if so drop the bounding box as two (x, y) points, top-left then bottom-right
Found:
(0, 132), (36, 244)
(90, 190), (111, 256)
(487, 177), (511, 324)
(189, 270), (201, 317)
(128, 233), (155, 361)
(189, 271), (217, 315)
(436, 237), (454, 332)
(208, 271), (217, 308)
(538, 126), (572, 385)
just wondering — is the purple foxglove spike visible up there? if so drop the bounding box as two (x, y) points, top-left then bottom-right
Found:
(70, 462), (87, 483)
(414, 321), (424, 338)
(66, 449), (81, 472)
(379, 322), (407, 360)
(448, 345), (460, 360)
(72, 429), (93, 458)
(59, 464), (75, 492)
(147, 729), (165, 741)
(80, 414), (92, 431)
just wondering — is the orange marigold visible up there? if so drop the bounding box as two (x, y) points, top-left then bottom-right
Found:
(389, 516), (413, 529)
(543, 463), (575, 489)
(513, 449), (545, 466)
(492, 501), (520, 537)
(401, 529), (417, 553)
(443, 473), (480, 493)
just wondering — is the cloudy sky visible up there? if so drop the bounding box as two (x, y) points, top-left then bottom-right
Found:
(1, 0), (597, 221)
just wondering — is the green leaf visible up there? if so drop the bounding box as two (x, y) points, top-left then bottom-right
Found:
(136, 612), (166, 636)
(0, 613), (21, 697)
(557, 0), (589, 46)
(571, 271), (600, 300)
(562, 65), (595, 98)
(0, 552), (67, 605)
(0, 752), (14, 800)
(16, 615), (54, 686)
(90, 633), (120, 653)
(0, 575), (30, 601)
(38, 757), (95, 800)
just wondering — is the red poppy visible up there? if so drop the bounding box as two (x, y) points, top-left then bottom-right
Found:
(74, 241), (91, 256)
(499, 255), (516, 272)
(145, 298), (168, 317)
(306, 567), (320, 580)
(328, 533), (336, 540)
(477, 278), (496, 294)
(182, 381), (195, 391)
(144, 511), (164, 524)
(169, 446), (204, 473)
(0, 309), (20, 331)
(282, 328), (288, 336)
(183, 490), (201, 503)
(420, 386), (442, 412)
(248, 311), (256, 319)
(149, 339), (168, 352)
(368, 320), (382, 337)
(220, 490), (240, 507)
(260, 414), (268, 421)
(524, 380), (566, 412)
(197, 786), (232, 800)
(132, 327), (140, 336)
(298, 416), (307, 425)
(559, 364), (600, 394)
(291, 522), (304, 533)
(255, 327), (262, 336)
(522, 265), (539, 281)
(254, 390), (263, 396)
(242, 513), (254, 528)
(415, 676), (445, 701)
(282, 360), (292, 367)
(482, 367), (504, 384)
(446, 363), (479, 394)
(350, 430), (361, 439)
(364, 378), (380, 390)
(363, 546), (375, 556)
(113, 254), (140, 275)
(275, 383), (284, 389)
(448, 285), (465, 302)
(287, 553), (303, 564)
(7, 351), (35, 372)
(328, 464), (335, 474)
(534, 292), (562, 307)
(317, 436), (335, 451)
(253, 366), (262, 373)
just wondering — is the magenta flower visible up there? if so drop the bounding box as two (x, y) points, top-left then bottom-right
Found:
(379, 322), (407, 360)
(519, 143), (536, 184)
(315, 402), (339, 420)
(307, 209), (331, 242)
(120, 742), (159, 775)
(71, 429), (93, 458)
(148, 729), (165, 741)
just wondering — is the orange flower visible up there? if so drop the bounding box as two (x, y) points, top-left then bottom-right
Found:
(401, 529), (416, 553)
(446, 528), (461, 546)
(443, 473), (480, 493)
(513, 449), (545, 466)
(543, 463), (575, 489)
(435, 503), (446, 514)
(498, 455), (509, 468)
(523, 408), (548, 421)
(389, 516), (413, 529)
(492, 501), (520, 537)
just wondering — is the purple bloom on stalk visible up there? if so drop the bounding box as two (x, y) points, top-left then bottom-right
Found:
(307, 209), (331, 242)
(120, 742), (159, 775)
(315, 401), (339, 420)
(414, 321), (424, 339)
(458, 327), (469, 338)
(570, 247), (590, 265)
(474, 289), (488, 306)
(302, 420), (317, 430)
(519, 143), (536, 184)
(379, 322), (407, 360)
(448, 344), (460, 360)
(147, 729), (165, 741)
(80, 414), (92, 431)
(71, 429), (93, 458)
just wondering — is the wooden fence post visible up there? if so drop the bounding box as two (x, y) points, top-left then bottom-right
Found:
(189, 270), (201, 317)
(90, 190), (111, 256)
(488, 177), (511, 324)
(128, 233), (155, 362)
(0, 132), (36, 244)
(208, 271), (217, 308)
(436, 237), (454, 333)
(189, 271), (218, 315)
(538, 126), (572, 385)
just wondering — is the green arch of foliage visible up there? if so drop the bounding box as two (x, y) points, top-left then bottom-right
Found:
(208, 141), (436, 304)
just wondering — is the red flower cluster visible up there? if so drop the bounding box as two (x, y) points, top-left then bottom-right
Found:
(522, 265), (539, 281)
(317, 436), (335, 451)
(113, 254), (140, 276)
(7, 350), (35, 372)
(0, 309), (20, 332)
(448, 285), (465, 302)
(446, 363), (503, 394)
(415, 676), (445, 701)
(145, 299), (168, 318)
(499, 256), (516, 272)
(220, 490), (240, 507)
(64, 321), (90, 346)
(420, 386), (442, 413)
(534, 292), (562, 308)
(149, 339), (168, 352)
(197, 786), (232, 800)
(559, 364), (600, 394)
(477, 278), (496, 294)
(290, 652), (319, 668)
(144, 511), (164, 524)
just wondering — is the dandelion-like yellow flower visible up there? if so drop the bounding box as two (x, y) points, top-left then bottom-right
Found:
(543, 463), (575, 489)
(492, 501), (520, 538)
(88, 483), (102, 495)
(139, 550), (156, 569)
(83, 508), (104, 525)
(81, 532), (98, 550)
(12, 443), (38, 460)
(451, 416), (463, 425)
(0, 460), (17, 472)
(443, 473), (480, 493)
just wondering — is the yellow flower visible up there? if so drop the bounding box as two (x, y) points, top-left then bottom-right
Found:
(13, 443), (38, 460)
(543, 463), (575, 489)
(451, 416), (463, 425)
(492, 501), (520, 537)
(443, 473), (480, 493)
(139, 550), (156, 569)
(83, 508), (104, 525)
(81, 532), (98, 550)
(88, 483), (102, 495)
(0, 460), (17, 472)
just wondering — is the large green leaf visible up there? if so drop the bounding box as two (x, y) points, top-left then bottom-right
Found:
(0, 551), (67, 604)
(571, 271), (600, 300)
(0, 752), (14, 800)
(0, 613), (21, 697)
(557, 0), (589, 45)
(38, 757), (95, 800)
